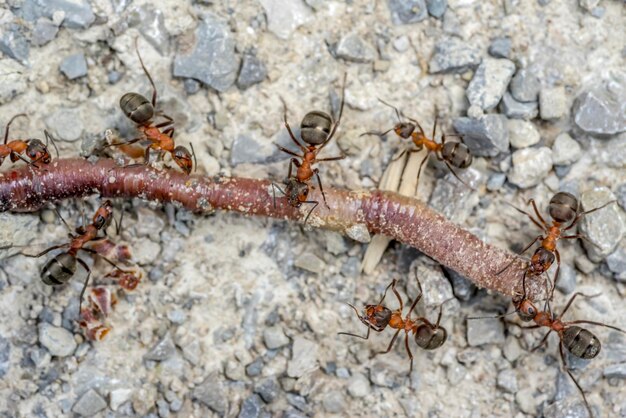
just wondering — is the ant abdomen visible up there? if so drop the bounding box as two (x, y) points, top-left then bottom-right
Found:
(441, 141), (472, 169)
(548, 192), (578, 224)
(120, 92), (154, 125)
(42, 253), (77, 286)
(300, 110), (332, 145)
(563, 326), (601, 359)
(414, 324), (447, 350)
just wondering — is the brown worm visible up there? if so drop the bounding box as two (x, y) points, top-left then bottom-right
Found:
(0, 158), (537, 299)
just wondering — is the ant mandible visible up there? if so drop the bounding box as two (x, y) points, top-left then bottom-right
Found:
(338, 274), (449, 372)
(362, 100), (473, 189)
(497, 192), (615, 300)
(110, 38), (196, 174)
(272, 74), (347, 221)
(0, 114), (58, 168)
(512, 292), (625, 418)
(23, 200), (134, 312)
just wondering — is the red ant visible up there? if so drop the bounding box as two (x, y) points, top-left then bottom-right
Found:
(272, 74), (347, 222)
(497, 192), (615, 300)
(338, 275), (449, 372)
(511, 292), (625, 418)
(108, 38), (196, 174)
(22, 200), (134, 312)
(362, 100), (473, 188)
(0, 114), (58, 168)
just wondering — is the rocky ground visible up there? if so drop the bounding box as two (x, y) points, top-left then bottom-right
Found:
(0, 0), (625, 417)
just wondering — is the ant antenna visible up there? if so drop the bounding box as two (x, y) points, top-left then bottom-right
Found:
(378, 98), (403, 123)
(190, 142), (197, 173)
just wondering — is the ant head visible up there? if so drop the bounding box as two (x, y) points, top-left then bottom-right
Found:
(514, 297), (538, 322)
(172, 146), (193, 175)
(120, 92), (154, 125)
(529, 248), (555, 274)
(26, 139), (51, 164)
(549, 192), (578, 224)
(285, 179), (309, 207)
(93, 200), (114, 230)
(393, 122), (415, 139)
(414, 322), (447, 350)
(362, 305), (392, 330)
(300, 110), (333, 145)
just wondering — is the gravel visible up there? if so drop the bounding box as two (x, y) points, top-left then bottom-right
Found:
(0, 23), (30, 66)
(551, 132), (582, 165)
(425, 0), (447, 18)
(238, 394), (264, 418)
(488, 37), (512, 59)
(59, 53), (88, 80)
(192, 373), (228, 415)
(428, 38), (481, 74)
(347, 372), (371, 398)
(259, 0), (312, 40)
(466, 317), (505, 346)
(499, 91), (539, 120)
(510, 69), (540, 103)
(466, 58), (516, 111)
(452, 115), (509, 157)
(387, 0), (429, 24)
(572, 77), (626, 136)
(335, 34), (377, 63)
(143, 333), (177, 361)
(539, 86), (568, 120)
(507, 147), (553, 188)
(579, 187), (625, 262)
(32, 18), (58, 46)
(237, 52), (268, 90)
(38, 323), (76, 357)
(263, 325), (290, 349)
(287, 337), (319, 378)
(507, 119), (540, 149)
(496, 369), (518, 393)
(72, 389), (107, 416)
(254, 378), (280, 403)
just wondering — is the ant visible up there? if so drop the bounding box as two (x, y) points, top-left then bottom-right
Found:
(497, 192), (615, 300)
(272, 74), (347, 221)
(22, 200), (134, 312)
(362, 100), (472, 188)
(511, 292), (625, 418)
(109, 38), (196, 174)
(338, 275), (449, 372)
(0, 114), (58, 168)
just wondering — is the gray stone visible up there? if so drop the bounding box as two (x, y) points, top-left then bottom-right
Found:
(0, 23), (30, 65)
(127, 5), (170, 54)
(496, 369), (518, 393)
(508, 147), (553, 188)
(551, 133), (582, 165)
(507, 119), (540, 148)
(555, 263), (577, 294)
(0, 336), (9, 378)
(72, 389), (107, 416)
(230, 134), (274, 166)
(192, 373), (227, 415)
(45, 108), (84, 142)
(109, 388), (133, 411)
(167, 309), (186, 324)
(246, 357), (264, 377)
(510, 69), (540, 102)
(39, 323), (76, 357)
(408, 264), (454, 307)
(32, 18), (59, 46)
(238, 395), (264, 418)
(335, 34), (377, 63)
(254, 378), (280, 403)
(515, 388), (540, 415)
(573, 79), (626, 136)
(388, 0), (428, 24)
(444, 268), (476, 301)
(606, 240), (626, 275)
(184, 79), (201, 94)
(322, 391), (345, 413)
(426, 0), (447, 18)
(579, 188), (624, 262)
(603, 363), (626, 379)
(259, 0), (312, 40)
(466, 58), (516, 111)
(287, 337), (318, 378)
(499, 92), (539, 120)
(294, 252), (325, 274)
(428, 38), (481, 74)
(173, 13), (239, 92)
(466, 317), (505, 346)
(144, 333), (176, 361)
(486, 172), (506, 192)
(543, 399), (588, 418)
(369, 361), (404, 387)
(392, 35), (410, 52)
(45, 0), (95, 28)
(263, 325), (290, 349)
(598, 134), (626, 169)
(347, 372), (370, 398)
(59, 53), (88, 80)
(0, 59), (27, 105)
(237, 52), (267, 89)
(452, 115), (509, 157)
(446, 363), (466, 385)
(429, 168), (481, 224)
(616, 183), (626, 211)
(539, 86), (567, 120)
(503, 336), (524, 362)
(488, 37), (512, 59)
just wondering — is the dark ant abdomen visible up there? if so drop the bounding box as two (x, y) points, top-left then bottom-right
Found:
(42, 252), (77, 285)
(548, 192), (578, 224)
(300, 110), (332, 145)
(563, 326), (601, 359)
(441, 141), (473, 169)
(120, 92), (154, 125)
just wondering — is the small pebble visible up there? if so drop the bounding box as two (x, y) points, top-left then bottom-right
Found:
(551, 133), (582, 165)
(606, 240), (626, 276)
(259, 0), (312, 40)
(452, 115), (509, 157)
(486, 172), (507, 192)
(466, 58), (516, 111)
(38, 323), (76, 357)
(507, 119), (540, 149)
(603, 363), (626, 379)
(425, 0), (447, 18)
(263, 325), (290, 349)
(183, 79), (201, 94)
(0, 23), (30, 65)
(287, 337), (318, 378)
(144, 333), (177, 361)
(237, 52), (268, 89)
(192, 373), (227, 415)
(255, 378), (280, 403)
(32, 18), (59, 46)
(322, 391), (345, 413)
(488, 37), (512, 58)
(428, 38), (481, 74)
(246, 357), (264, 377)
(335, 33), (377, 63)
(72, 389), (107, 416)
(497, 369), (518, 393)
(499, 92), (539, 120)
(507, 147), (553, 189)
(573, 79), (626, 136)
(238, 394), (264, 418)
(347, 372), (370, 398)
(466, 317), (505, 346)
(579, 187), (624, 261)
(539, 86), (567, 120)
(555, 263), (577, 294)
(510, 69), (540, 102)
(45, 108), (84, 142)
(387, 0), (428, 24)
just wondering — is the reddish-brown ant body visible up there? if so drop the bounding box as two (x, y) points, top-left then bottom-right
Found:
(272, 75), (347, 221)
(362, 100), (472, 187)
(511, 292), (625, 418)
(0, 114), (58, 168)
(498, 192), (614, 299)
(111, 39), (195, 174)
(339, 275), (449, 372)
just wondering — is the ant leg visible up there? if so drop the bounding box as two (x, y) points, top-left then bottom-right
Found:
(103, 137), (144, 148)
(270, 183), (286, 209)
(190, 142), (197, 172)
(530, 330), (552, 352)
(275, 144), (303, 159)
(377, 98), (403, 124)
(415, 152), (430, 191)
(557, 292), (601, 320)
(134, 37), (158, 107)
(316, 154), (346, 162)
(337, 325), (372, 340)
(504, 202), (546, 231)
(548, 249), (561, 301)
(495, 236), (543, 275)
(373, 329), (401, 357)
(43, 130), (60, 158)
(280, 98), (307, 151)
(566, 320), (625, 334)
(80, 248), (131, 273)
(564, 200), (616, 231)
(406, 273), (423, 317)
(3, 113), (27, 144)
(359, 128), (394, 138)
(561, 234), (602, 250)
(527, 199), (549, 227)
(560, 342), (594, 418)
(288, 158), (301, 180)
(432, 117), (438, 140)
(302, 200), (319, 225)
(391, 279), (404, 311)
(377, 280), (395, 305)
(443, 160), (473, 190)
(23, 244), (68, 258)
(405, 332), (414, 373)
(76, 258), (92, 313)
(53, 206), (74, 235)
(314, 169), (329, 209)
